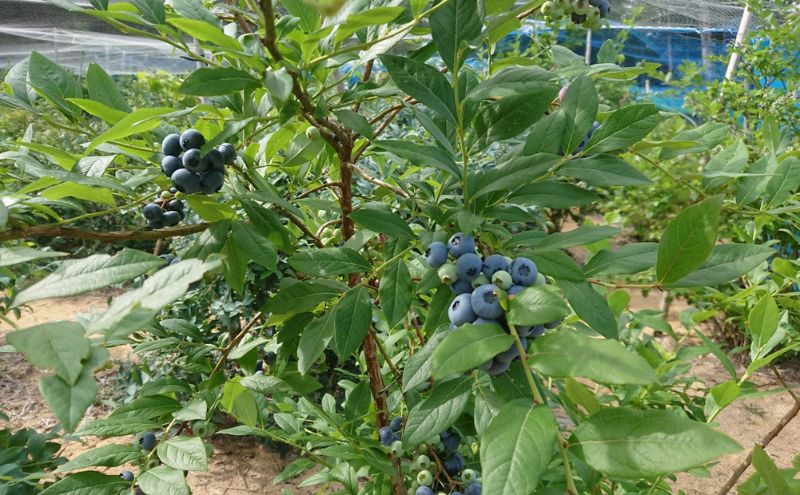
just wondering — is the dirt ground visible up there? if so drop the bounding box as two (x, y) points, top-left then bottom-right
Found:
(1, 291), (799, 494)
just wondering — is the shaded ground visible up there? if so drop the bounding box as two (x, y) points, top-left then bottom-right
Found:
(1, 292), (798, 494)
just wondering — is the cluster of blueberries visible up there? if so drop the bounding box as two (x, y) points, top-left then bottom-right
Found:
(254, 351), (278, 375)
(426, 233), (560, 375)
(142, 189), (185, 229)
(114, 432), (158, 488)
(379, 417), (481, 495)
(541, 0), (611, 28)
(160, 129), (235, 195)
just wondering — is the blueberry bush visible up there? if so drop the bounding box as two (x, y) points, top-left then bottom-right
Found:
(1, 0), (797, 494)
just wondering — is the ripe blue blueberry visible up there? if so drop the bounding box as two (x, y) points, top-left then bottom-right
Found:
(161, 155), (182, 177)
(464, 483), (482, 495)
(545, 319), (562, 329)
(456, 253), (483, 280)
(508, 285), (525, 296)
(206, 148), (225, 172)
(119, 470), (134, 482)
(166, 199), (184, 212)
(532, 325), (546, 337)
(448, 293), (477, 326)
(200, 170), (225, 194)
(510, 257), (538, 286)
(442, 431), (461, 452)
(139, 432), (157, 451)
(482, 254), (508, 276)
(426, 241), (448, 268)
(218, 143), (236, 164)
(450, 279), (473, 295)
(379, 426), (395, 446)
(142, 203), (163, 222)
(516, 325), (533, 337)
(470, 284), (502, 319)
(486, 359), (510, 375)
(479, 359), (493, 371)
(171, 169), (202, 194)
(162, 211), (181, 227)
(182, 149), (207, 173)
(416, 487), (434, 495)
(264, 351), (277, 364)
(180, 129), (205, 151)
(448, 233), (475, 258)
(162, 133), (182, 156)
(444, 452), (465, 474)
(474, 317), (500, 327)
(389, 416), (404, 432)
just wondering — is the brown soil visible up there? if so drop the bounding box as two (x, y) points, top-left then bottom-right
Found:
(2, 292), (798, 494)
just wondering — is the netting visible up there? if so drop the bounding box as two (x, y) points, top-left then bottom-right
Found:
(609, 0), (747, 29)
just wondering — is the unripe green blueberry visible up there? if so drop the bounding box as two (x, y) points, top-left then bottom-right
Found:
(306, 127), (320, 141)
(416, 454), (431, 470)
(417, 469), (433, 486)
(160, 190), (172, 200)
(491, 270), (513, 290)
(541, 0), (554, 15)
(438, 263), (457, 285)
(390, 440), (403, 456)
(471, 274), (490, 289)
(174, 191), (184, 199)
(535, 273), (547, 285)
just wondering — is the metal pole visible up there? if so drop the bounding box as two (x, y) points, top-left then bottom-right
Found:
(585, 29), (592, 64)
(725, 5), (753, 80)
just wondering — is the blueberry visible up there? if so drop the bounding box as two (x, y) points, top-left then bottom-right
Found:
(482, 254), (508, 276)
(532, 325), (546, 337)
(496, 338), (526, 363)
(161, 155), (182, 176)
(389, 416), (404, 432)
(416, 454), (431, 470)
(182, 148), (206, 173)
(448, 233), (476, 258)
(442, 432), (461, 452)
(417, 470), (433, 486)
(379, 426), (395, 446)
(390, 440), (403, 455)
(166, 199), (184, 212)
(510, 257), (538, 286)
(597, 0), (610, 17)
(161, 133), (181, 156)
(462, 469), (478, 484)
(218, 143), (236, 164)
(456, 253), (483, 280)
(448, 293), (477, 326)
(470, 284), (503, 319)
(491, 270), (513, 290)
(479, 359), (493, 371)
(574, 121), (600, 154)
(264, 351), (277, 364)
(139, 432), (157, 451)
(450, 279), (473, 295)
(169, 256), (181, 265)
(464, 483), (482, 495)
(471, 274), (490, 289)
(162, 210), (181, 227)
(171, 169), (202, 194)
(444, 452), (464, 474)
(416, 487), (434, 495)
(159, 254), (175, 264)
(206, 148), (225, 172)
(425, 241), (448, 268)
(200, 170), (225, 194)
(255, 359), (264, 372)
(516, 326), (533, 337)
(508, 285), (525, 296)
(142, 203), (163, 222)
(179, 129), (205, 151)
(473, 317), (500, 327)
(487, 359), (510, 375)
(147, 220), (164, 229)
(119, 470), (134, 482)
(438, 263), (458, 285)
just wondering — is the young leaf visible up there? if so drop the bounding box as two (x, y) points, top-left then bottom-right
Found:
(332, 287), (372, 359)
(749, 294), (780, 360)
(430, 323), (515, 379)
(288, 248), (370, 277)
(168, 18), (242, 51)
(379, 259), (412, 327)
(656, 195), (723, 284)
(430, 0), (482, 72)
(131, 0), (165, 24)
(480, 401), (557, 495)
(750, 445), (792, 495)
(86, 63), (130, 112)
(507, 286), (570, 327)
(7, 321), (90, 384)
(402, 377), (472, 447)
(557, 280), (618, 339)
(379, 55), (457, 123)
(157, 436), (208, 472)
(570, 408), (741, 478)
(528, 331), (657, 384)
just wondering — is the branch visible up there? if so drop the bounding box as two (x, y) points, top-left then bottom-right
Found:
(351, 164), (409, 198)
(296, 181), (342, 200)
(0, 223), (209, 243)
(282, 209), (323, 248)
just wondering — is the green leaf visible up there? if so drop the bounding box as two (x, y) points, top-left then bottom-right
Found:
(656, 195), (722, 284)
(39, 472), (128, 495)
(430, 0), (482, 72)
(13, 249), (163, 307)
(231, 222), (278, 271)
(77, 417), (160, 437)
(333, 287), (372, 359)
(131, 0), (165, 23)
(472, 154), (559, 198)
(736, 155), (776, 205)
(185, 195), (236, 221)
(157, 436), (208, 471)
(239, 374), (287, 395)
(468, 66), (556, 101)
(288, 248), (370, 277)
(171, 0), (218, 24)
(507, 286), (570, 327)
(334, 109), (373, 139)
(585, 104), (661, 154)
(403, 331), (448, 392)
(524, 250), (584, 281)
(7, 321), (90, 384)
(297, 310), (336, 374)
(179, 67), (260, 96)
(221, 238), (246, 294)
(557, 280), (618, 339)
(670, 244), (774, 287)
(87, 107), (190, 153)
(510, 181), (598, 208)
(528, 331), (657, 384)
(240, 199), (292, 252)
(109, 395), (181, 419)
(41, 182), (115, 206)
(379, 54), (457, 123)
(379, 260), (412, 327)
(265, 278), (345, 315)
(473, 91), (558, 145)
(430, 324), (515, 379)
(0, 202), (7, 229)
(558, 154), (651, 186)
(168, 18), (241, 51)
(373, 139), (459, 177)
(659, 122), (729, 160)
(85, 63), (130, 112)
(561, 75), (598, 154)
(39, 370), (98, 432)
(522, 112), (566, 155)
(137, 465), (190, 495)
(27, 51), (81, 118)
(480, 401), (557, 495)
(751, 445), (792, 495)
(349, 205), (414, 239)
(570, 408), (741, 478)
(702, 139), (749, 188)
(537, 225), (620, 250)
(67, 98), (126, 124)
(54, 444), (143, 472)
(704, 380), (741, 418)
(0, 247), (67, 267)
(402, 377), (472, 447)
(173, 398), (207, 422)
(552, 45), (585, 68)
(584, 243), (658, 277)
(765, 156), (800, 207)
(749, 294), (780, 359)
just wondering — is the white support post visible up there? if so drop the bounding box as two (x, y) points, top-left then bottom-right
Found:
(725, 5), (753, 80)
(585, 29), (592, 64)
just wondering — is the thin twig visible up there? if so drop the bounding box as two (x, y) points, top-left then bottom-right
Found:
(350, 164), (409, 198)
(0, 223), (209, 243)
(315, 218), (342, 238)
(209, 312), (264, 378)
(372, 329), (402, 381)
(282, 209), (323, 247)
(296, 181), (342, 200)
